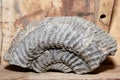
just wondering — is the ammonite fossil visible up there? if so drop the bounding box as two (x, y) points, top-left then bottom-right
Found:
(3, 16), (117, 74)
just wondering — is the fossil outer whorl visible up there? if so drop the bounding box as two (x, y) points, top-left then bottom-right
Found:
(3, 16), (117, 74)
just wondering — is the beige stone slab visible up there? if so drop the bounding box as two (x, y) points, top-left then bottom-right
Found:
(0, 65), (120, 80)
(110, 0), (120, 66)
(96, 0), (114, 32)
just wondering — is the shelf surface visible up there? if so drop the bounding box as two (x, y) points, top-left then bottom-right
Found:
(0, 65), (120, 80)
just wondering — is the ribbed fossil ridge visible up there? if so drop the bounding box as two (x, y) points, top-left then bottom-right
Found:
(3, 16), (117, 74)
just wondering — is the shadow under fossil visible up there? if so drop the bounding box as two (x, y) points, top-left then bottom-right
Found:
(5, 65), (35, 72)
(89, 57), (116, 74)
(4, 57), (116, 74)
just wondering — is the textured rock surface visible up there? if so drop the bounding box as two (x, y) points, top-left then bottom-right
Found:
(3, 16), (117, 74)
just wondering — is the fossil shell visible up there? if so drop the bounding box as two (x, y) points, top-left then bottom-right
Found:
(3, 16), (117, 74)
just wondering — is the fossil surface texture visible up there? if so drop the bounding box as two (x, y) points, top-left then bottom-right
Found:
(3, 16), (117, 74)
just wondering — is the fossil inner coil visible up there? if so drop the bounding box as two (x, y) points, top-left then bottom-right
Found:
(3, 16), (117, 74)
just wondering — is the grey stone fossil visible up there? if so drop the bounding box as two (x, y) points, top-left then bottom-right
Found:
(3, 16), (117, 74)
